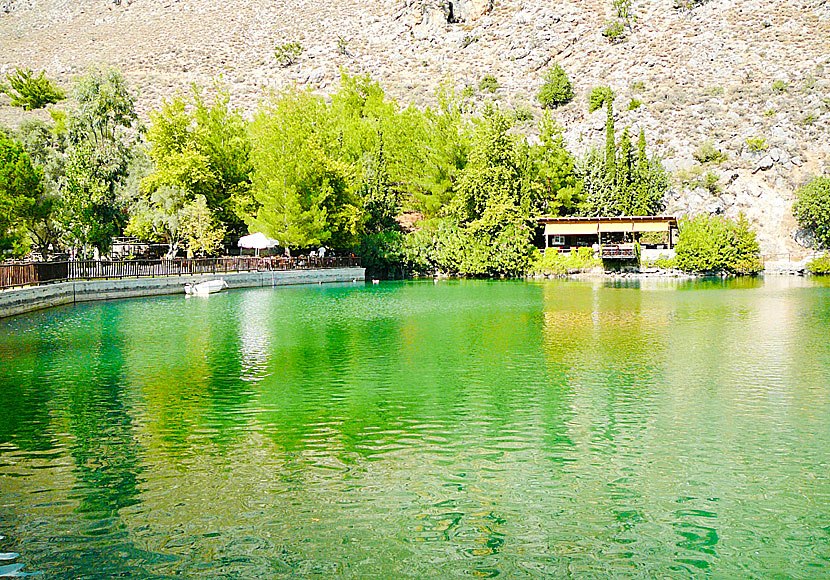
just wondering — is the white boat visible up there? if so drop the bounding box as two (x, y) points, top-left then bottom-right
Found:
(184, 279), (229, 295)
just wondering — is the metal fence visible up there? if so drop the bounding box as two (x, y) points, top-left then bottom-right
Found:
(760, 252), (825, 263)
(0, 256), (361, 290)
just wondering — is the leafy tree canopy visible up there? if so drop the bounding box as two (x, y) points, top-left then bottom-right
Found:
(793, 176), (830, 248)
(3, 68), (65, 111)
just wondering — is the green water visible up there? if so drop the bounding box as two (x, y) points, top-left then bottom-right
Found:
(1, 277), (830, 579)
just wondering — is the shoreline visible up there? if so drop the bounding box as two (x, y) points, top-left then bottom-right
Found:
(0, 267), (365, 319)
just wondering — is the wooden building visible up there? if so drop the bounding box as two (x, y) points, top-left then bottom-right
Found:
(537, 216), (679, 259)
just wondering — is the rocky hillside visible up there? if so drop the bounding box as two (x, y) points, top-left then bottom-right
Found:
(1, 0), (829, 255)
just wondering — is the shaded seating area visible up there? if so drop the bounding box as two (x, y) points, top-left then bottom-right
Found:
(537, 216), (679, 260)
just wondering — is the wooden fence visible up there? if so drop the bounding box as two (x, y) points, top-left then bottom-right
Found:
(0, 256), (361, 290)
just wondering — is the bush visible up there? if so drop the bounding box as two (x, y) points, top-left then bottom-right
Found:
(537, 64), (574, 108)
(359, 230), (406, 279)
(337, 36), (349, 55)
(479, 74), (499, 94)
(674, 0), (710, 10)
(806, 253), (830, 275)
(772, 80), (789, 94)
(461, 35), (478, 49)
(675, 214), (763, 275)
(588, 86), (615, 113)
(274, 42), (304, 67)
(627, 98), (642, 110)
(652, 256), (676, 269)
(613, 0), (633, 21)
(745, 136), (767, 152)
(602, 20), (626, 43)
(3, 68), (65, 110)
(693, 140), (728, 164)
(512, 106), (534, 122)
(531, 247), (600, 276)
(793, 176), (830, 248)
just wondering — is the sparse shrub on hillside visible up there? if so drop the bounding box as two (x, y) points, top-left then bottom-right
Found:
(675, 214), (762, 275)
(674, 0), (711, 10)
(613, 0), (633, 21)
(772, 79), (789, 94)
(693, 140), (727, 164)
(588, 86), (614, 113)
(629, 80), (645, 93)
(676, 166), (721, 195)
(461, 35), (478, 49)
(2, 68), (65, 110)
(537, 64), (574, 108)
(745, 136), (767, 152)
(793, 176), (830, 248)
(764, 109), (776, 117)
(800, 113), (816, 126)
(479, 74), (499, 94)
(512, 106), (534, 122)
(627, 98), (642, 110)
(337, 36), (349, 55)
(275, 42), (303, 67)
(602, 20), (626, 43)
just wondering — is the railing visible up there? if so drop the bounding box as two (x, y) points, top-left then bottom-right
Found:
(761, 252), (824, 263)
(601, 245), (637, 260)
(0, 256), (361, 290)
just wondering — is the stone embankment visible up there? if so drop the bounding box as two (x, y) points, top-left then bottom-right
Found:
(0, 267), (365, 318)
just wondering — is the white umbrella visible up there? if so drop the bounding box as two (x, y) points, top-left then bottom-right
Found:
(238, 232), (279, 256)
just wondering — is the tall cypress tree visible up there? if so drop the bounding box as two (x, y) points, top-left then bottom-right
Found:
(605, 99), (616, 185)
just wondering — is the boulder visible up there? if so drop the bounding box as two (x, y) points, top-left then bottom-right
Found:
(753, 156), (774, 173)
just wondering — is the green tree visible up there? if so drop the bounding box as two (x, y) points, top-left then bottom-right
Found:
(248, 88), (360, 249)
(11, 120), (64, 255)
(180, 194), (226, 256)
(605, 99), (616, 181)
(146, 85), (253, 235)
(58, 142), (127, 257)
(588, 86), (615, 113)
(450, 108), (522, 223)
(359, 134), (399, 234)
(793, 176), (830, 248)
(520, 113), (581, 216)
(581, 100), (667, 217)
(413, 81), (471, 217)
(58, 66), (137, 256)
(3, 68), (66, 111)
(447, 108), (535, 276)
(537, 64), (574, 108)
(631, 129), (669, 215)
(674, 213), (762, 274)
(0, 134), (45, 254)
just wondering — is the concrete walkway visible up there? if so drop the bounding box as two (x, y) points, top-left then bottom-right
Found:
(0, 267), (365, 319)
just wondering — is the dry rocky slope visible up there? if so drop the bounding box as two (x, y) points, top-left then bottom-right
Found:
(2, 0), (829, 256)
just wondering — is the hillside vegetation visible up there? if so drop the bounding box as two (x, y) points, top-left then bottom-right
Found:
(1, 0), (829, 255)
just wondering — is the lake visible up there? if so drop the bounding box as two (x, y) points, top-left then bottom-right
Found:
(1, 277), (829, 579)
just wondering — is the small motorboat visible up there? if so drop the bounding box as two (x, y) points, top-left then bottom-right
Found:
(184, 279), (229, 296)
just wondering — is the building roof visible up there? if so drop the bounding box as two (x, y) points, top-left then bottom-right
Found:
(537, 215), (678, 235)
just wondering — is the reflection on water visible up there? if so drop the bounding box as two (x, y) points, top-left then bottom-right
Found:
(1, 278), (830, 579)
